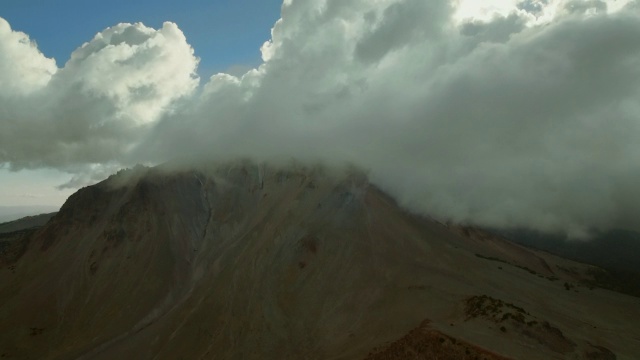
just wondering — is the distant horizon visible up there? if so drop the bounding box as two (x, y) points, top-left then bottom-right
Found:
(0, 205), (60, 223)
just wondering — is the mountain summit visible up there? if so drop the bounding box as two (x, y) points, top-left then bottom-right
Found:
(1, 162), (638, 359)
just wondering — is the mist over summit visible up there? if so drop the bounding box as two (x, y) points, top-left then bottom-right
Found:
(2, 1), (640, 236)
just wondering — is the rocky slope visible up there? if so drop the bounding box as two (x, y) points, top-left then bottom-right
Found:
(0, 162), (638, 359)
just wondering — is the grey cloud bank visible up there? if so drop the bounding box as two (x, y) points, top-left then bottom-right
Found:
(2, 0), (640, 237)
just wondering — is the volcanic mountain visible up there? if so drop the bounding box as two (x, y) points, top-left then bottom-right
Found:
(1, 162), (639, 359)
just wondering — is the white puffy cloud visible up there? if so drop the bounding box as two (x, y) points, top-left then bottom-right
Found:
(0, 20), (198, 169)
(59, 21), (199, 124)
(0, 18), (57, 96)
(3, 0), (640, 237)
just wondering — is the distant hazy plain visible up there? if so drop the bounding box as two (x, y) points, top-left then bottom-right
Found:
(0, 206), (59, 223)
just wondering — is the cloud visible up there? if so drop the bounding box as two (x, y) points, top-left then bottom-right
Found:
(563, 0), (608, 15)
(2, 0), (640, 237)
(517, 0), (550, 15)
(0, 18), (57, 96)
(0, 20), (198, 169)
(17, 193), (42, 199)
(59, 22), (199, 125)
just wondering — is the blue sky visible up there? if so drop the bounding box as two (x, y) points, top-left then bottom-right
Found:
(0, 0), (283, 76)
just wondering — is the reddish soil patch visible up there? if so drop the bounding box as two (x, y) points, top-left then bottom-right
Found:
(364, 320), (511, 360)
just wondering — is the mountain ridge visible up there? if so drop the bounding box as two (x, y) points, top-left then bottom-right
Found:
(0, 162), (638, 359)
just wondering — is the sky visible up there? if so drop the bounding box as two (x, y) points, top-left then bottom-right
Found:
(1, 0), (640, 236)
(0, 0), (283, 75)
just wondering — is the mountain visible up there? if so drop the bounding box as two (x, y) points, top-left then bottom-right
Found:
(0, 162), (638, 360)
(494, 228), (640, 274)
(0, 213), (57, 234)
(0, 206), (59, 224)
(0, 213), (57, 267)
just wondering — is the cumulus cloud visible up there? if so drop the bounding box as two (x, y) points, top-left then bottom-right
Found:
(2, 0), (640, 237)
(0, 20), (198, 169)
(60, 22), (199, 124)
(0, 18), (57, 96)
